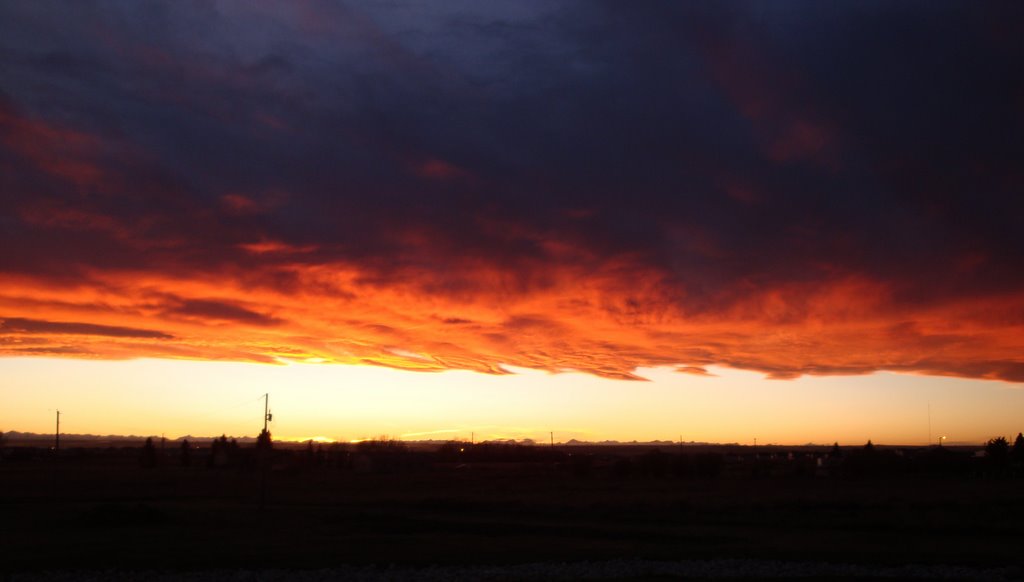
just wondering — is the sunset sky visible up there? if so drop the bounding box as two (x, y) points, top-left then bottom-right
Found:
(1, 1), (1022, 445)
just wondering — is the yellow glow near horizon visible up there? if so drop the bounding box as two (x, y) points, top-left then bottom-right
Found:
(278, 435), (337, 444)
(1, 357), (1022, 446)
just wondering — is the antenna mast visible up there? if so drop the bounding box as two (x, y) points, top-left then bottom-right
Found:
(55, 409), (60, 452)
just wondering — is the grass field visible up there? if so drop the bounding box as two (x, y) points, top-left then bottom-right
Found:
(3, 452), (1024, 577)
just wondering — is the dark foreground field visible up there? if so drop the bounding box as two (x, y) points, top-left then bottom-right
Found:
(2, 449), (1024, 580)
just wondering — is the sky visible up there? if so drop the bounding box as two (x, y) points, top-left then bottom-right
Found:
(1, 1), (1022, 444)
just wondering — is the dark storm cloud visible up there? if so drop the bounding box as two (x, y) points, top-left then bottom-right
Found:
(164, 299), (282, 327)
(0, 317), (172, 339)
(1, 1), (1022, 381)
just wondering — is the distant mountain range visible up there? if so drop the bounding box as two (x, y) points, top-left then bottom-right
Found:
(0, 431), (256, 444)
(0, 430), (984, 448)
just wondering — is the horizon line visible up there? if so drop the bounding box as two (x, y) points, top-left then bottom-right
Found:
(0, 429), (997, 448)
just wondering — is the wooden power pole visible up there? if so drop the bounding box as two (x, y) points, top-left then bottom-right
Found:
(263, 393), (272, 432)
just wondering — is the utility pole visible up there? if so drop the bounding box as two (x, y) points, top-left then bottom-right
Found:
(55, 410), (60, 452)
(259, 393), (272, 510)
(550, 431), (554, 448)
(263, 393), (271, 433)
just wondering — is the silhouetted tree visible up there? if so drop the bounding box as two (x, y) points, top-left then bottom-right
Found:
(831, 442), (842, 458)
(353, 437), (413, 473)
(315, 444), (326, 468)
(256, 429), (272, 452)
(438, 440), (465, 460)
(180, 439), (191, 467)
(1013, 433), (1024, 462)
(209, 435), (230, 467)
(140, 437), (157, 468)
(841, 439), (908, 479)
(985, 436), (1009, 466)
(356, 437), (406, 454)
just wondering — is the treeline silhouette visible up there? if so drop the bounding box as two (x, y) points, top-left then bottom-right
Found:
(5, 430), (1024, 481)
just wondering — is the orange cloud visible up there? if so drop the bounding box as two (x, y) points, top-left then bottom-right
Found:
(1, 254), (1022, 383)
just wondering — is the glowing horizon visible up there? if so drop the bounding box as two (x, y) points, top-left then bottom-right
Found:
(2, 357), (1021, 446)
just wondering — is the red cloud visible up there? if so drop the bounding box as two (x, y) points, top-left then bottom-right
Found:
(1, 249), (1022, 383)
(698, 33), (840, 169)
(238, 240), (317, 255)
(0, 101), (105, 187)
(413, 159), (468, 180)
(221, 194), (262, 214)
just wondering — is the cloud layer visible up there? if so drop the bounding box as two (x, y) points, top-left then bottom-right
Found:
(1, 1), (1023, 381)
